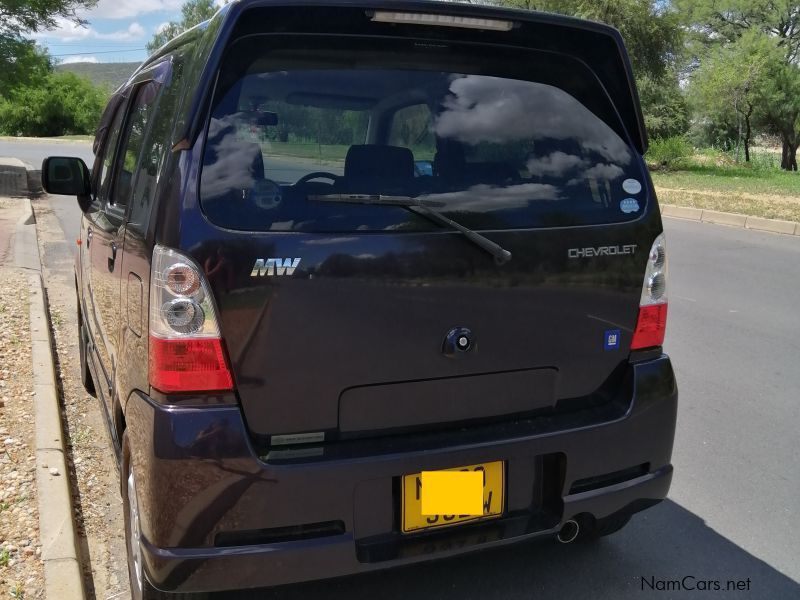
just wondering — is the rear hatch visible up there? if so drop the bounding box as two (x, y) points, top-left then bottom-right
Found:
(188, 2), (660, 443)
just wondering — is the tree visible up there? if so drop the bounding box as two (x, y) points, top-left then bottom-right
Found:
(638, 73), (690, 140)
(759, 59), (800, 171)
(0, 0), (96, 97)
(688, 32), (776, 161)
(491, 0), (683, 80)
(676, 0), (800, 63)
(678, 0), (800, 170)
(147, 0), (221, 54)
(0, 0), (95, 36)
(0, 71), (107, 136)
(0, 38), (51, 97)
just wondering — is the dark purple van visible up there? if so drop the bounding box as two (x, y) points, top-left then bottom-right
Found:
(42, 1), (676, 597)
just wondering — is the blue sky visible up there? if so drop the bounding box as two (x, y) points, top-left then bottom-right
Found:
(29, 0), (226, 65)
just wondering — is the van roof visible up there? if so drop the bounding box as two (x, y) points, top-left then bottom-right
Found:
(136, 0), (647, 154)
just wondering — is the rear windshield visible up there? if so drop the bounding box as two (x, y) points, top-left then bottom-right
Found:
(200, 35), (647, 232)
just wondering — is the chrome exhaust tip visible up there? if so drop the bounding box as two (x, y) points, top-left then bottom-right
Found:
(556, 519), (580, 544)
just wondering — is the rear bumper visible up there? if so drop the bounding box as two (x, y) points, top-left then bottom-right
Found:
(126, 355), (677, 592)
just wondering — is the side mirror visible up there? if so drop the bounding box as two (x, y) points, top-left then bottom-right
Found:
(42, 157), (92, 212)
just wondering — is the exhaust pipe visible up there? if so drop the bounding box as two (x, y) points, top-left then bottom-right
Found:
(556, 519), (580, 544)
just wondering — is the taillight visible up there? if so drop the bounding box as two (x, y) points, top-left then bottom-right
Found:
(149, 245), (234, 393)
(631, 233), (668, 350)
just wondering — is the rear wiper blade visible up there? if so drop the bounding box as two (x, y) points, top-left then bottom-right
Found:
(309, 194), (512, 265)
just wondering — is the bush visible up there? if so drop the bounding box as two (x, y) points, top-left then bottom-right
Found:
(646, 136), (692, 170)
(0, 71), (107, 137)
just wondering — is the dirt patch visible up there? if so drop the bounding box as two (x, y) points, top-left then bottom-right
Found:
(0, 268), (45, 599)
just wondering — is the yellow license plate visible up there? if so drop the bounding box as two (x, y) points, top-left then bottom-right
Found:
(401, 461), (504, 533)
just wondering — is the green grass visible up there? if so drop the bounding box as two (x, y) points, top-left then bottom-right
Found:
(651, 165), (800, 197)
(649, 146), (800, 222)
(0, 549), (9, 568)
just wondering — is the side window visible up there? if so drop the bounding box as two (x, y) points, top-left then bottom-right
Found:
(96, 106), (127, 202)
(109, 81), (160, 213)
(388, 104), (435, 161)
(128, 56), (186, 235)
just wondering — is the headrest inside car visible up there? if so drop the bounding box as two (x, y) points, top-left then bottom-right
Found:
(344, 145), (414, 182)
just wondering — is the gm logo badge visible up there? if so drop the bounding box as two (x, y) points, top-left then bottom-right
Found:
(604, 329), (621, 351)
(251, 258), (301, 277)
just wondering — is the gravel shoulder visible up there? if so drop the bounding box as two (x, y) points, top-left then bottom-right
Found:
(0, 266), (45, 599)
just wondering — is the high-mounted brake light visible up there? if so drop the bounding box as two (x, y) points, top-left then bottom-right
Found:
(149, 245), (234, 393)
(631, 233), (668, 350)
(371, 11), (514, 31)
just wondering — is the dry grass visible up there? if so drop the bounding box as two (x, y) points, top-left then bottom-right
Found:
(655, 187), (800, 222)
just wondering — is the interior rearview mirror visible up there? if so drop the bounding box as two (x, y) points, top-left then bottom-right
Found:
(42, 156), (92, 212)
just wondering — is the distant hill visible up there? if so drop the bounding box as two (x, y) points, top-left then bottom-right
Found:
(55, 62), (141, 92)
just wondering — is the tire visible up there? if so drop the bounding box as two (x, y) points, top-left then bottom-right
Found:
(77, 308), (96, 397)
(122, 435), (206, 600)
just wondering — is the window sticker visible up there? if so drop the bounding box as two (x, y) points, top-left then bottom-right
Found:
(620, 198), (640, 214)
(622, 178), (642, 195)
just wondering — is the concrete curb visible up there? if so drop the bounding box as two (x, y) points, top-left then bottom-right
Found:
(0, 157), (29, 197)
(661, 204), (800, 236)
(14, 199), (86, 599)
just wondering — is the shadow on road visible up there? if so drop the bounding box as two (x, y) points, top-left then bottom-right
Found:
(219, 501), (798, 599)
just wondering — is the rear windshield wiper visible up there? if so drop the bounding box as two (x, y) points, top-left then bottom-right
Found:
(308, 194), (512, 265)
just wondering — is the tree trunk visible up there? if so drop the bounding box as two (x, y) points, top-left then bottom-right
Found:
(781, 136), (799, 172)
(744, 105), (753, 163)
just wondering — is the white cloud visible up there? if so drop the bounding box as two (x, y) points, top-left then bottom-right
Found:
(433, 75), (633, 165)
(154, 21), (172, 34)
(34, 18), (146, 42)
(74, 0), (225, 20)
(78, 0), (184, 20)
(60, 55), (99, 64)
(527, 152), (588, 177)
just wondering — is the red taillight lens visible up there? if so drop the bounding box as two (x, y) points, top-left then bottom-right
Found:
(630, 303), (668, 350)
(149, 336), (234, 393)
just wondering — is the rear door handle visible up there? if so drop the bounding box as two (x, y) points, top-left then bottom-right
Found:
(108, 242), (117, 272)
(86, 228), (92, 249)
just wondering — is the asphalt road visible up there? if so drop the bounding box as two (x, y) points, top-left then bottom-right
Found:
(5, 139), (799, 598)
(0, 138), (95, 170)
